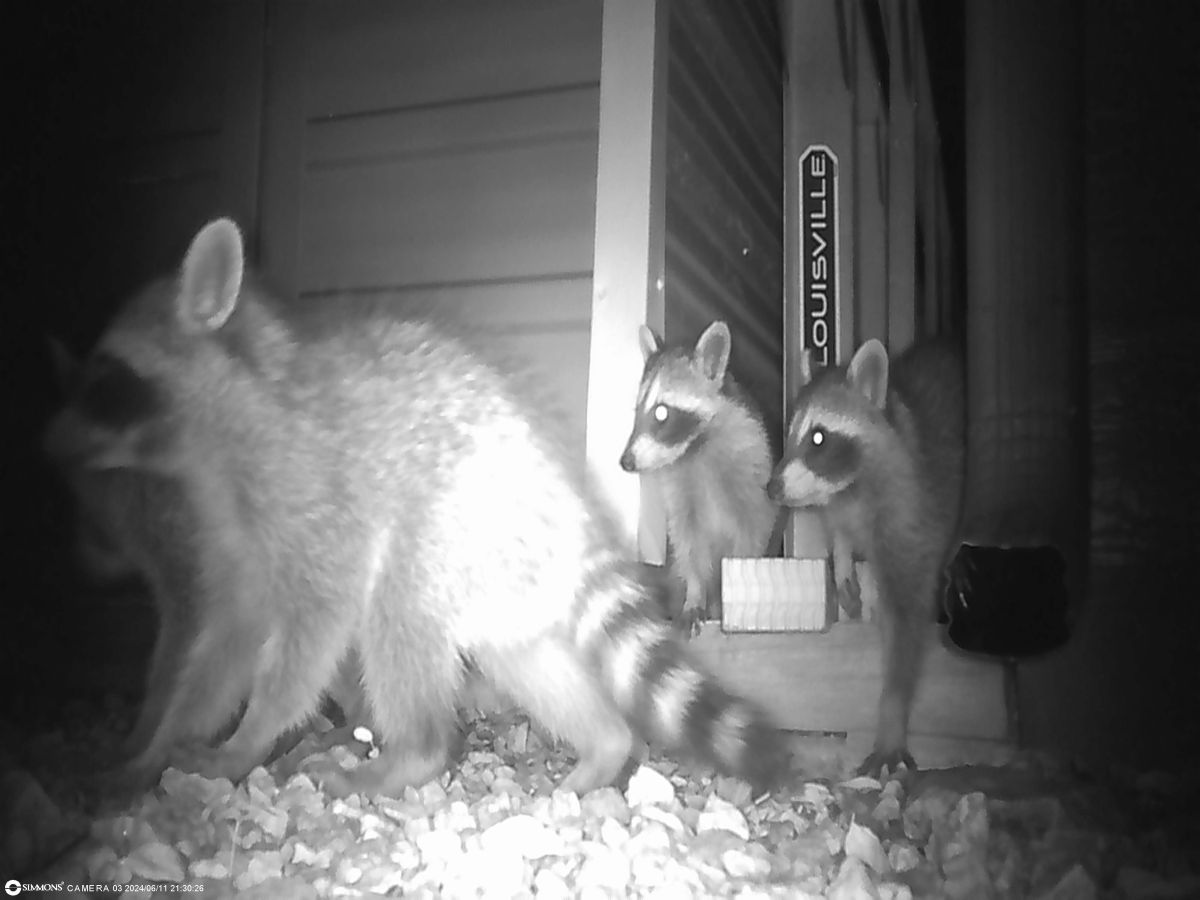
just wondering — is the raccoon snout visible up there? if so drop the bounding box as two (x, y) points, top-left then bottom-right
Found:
(766, 474), (784, 503)
(619, 448), (638, 473)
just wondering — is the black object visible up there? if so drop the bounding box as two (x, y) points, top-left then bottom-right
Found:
(942, 544), (1071, 658)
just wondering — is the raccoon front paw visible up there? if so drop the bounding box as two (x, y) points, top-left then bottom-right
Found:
(837, 571), (862, 620)
(856, 748), (917, 779)
(307, 761), (359, 799)
(167, 741), (249, 783)
(676, 605), (706, 638)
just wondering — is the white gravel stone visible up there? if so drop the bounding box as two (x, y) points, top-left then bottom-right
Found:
(721, 846), (772, 880)
(481, 813), (567, 859)
(581, 786), (632, 824)
(577, 840), (633, 891)
(627, 821), (675, 857)
(550, 788), (583, 820)
(414, 827), (464, 864)
(598, 815), (630, 850)
(636, 804), (687, 835)
(626, 765), (677, 808)
(697, 795), (751, 841)
(827, 856), (881, 900)
(887, 841), (922, 873)
(845, 817), (890, 874)
(533, 867), (573, 899)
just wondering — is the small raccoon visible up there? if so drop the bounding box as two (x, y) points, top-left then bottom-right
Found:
(767, 338), (964, 775)
(45, 218), (788, 797)
(619, 322), (778, 629)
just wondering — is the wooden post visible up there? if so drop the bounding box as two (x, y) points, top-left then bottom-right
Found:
(587, 0), (669, 558)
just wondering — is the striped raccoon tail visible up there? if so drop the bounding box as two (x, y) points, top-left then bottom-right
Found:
(574, 561), (791, 793)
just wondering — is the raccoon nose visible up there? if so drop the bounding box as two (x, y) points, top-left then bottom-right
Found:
(619, 448), (637, 473)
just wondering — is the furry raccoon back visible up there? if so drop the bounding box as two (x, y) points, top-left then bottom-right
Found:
(49, 218), (788, 796)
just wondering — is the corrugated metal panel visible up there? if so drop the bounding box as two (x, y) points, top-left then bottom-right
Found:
(260, 0), (603, 462)
(664, 0), (784, 451)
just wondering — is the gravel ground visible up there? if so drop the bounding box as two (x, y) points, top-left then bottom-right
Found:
(3, 700), (1199, 899)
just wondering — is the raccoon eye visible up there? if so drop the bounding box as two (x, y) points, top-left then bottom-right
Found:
(809, 427), (827, 449)
(77, 352), (164, 428)
(653, 403), (669, 423)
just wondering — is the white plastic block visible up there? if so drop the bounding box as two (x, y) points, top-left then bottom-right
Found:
(721, 557), (829, 633)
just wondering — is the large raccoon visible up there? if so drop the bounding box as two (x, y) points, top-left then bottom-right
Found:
(619, 322), (778, 629)
(767, 338), (964, 775)
(45, 219), (788, 797)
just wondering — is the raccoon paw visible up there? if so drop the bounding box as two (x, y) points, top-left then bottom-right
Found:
(307, 761), (359, 799)
(167, 741), (252, 783)
(856, 748), (917, 780)
(837, 574), (863, 620)
(677, 605), (706, 638)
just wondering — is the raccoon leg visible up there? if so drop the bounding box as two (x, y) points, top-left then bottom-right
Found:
(129, 613), (262, 781)
(120, 604), (188, 759)
(677, 567), (709, 636)
(828, 525), (862, 620)
(477, 637), (635, 794)
(858, 558), (934, 777)
(175, 585), (355, 783)
(315, 564), (469, 799)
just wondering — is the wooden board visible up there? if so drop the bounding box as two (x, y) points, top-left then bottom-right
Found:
(689, 621), (1014, 767)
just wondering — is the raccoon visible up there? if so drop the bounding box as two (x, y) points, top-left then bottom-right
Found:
(45, 218), (788, 797)
(619, 322), (779, 629)
(767, 338), (964, 775)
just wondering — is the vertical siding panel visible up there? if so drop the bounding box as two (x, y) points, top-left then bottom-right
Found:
(665, 0), (784, 450)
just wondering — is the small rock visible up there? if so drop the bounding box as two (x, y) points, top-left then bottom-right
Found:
(627, 822), (674, 857)
(599, 816), (630, 850)
(697, 795), (750, 841)
(879, 883), (914, 900)
(845, 818), (889, 874)
(887, 841), (922, 874)
(577, 841), (632, 892)
(450, 844), (528, 897)
(841, 775), (884, 792)
(417, 780), (448, 808)
(721, 847), (772, 880)
(714, 775), (754, 807)
(582, 786), (632, 824)
(481, 814), (566, 859)
(414, 827), (463, 864)
(636, 805), (687, 835)
(627, 766), (677, 808)
(827, 856), (881, 900)
(550, 788), (583, 820)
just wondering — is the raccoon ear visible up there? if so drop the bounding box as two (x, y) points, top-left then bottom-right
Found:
(178, 218), (245, 334)
(694, 321), (732, 383)
(848, 339), (889, 409)
(638, 325), (662, 361)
